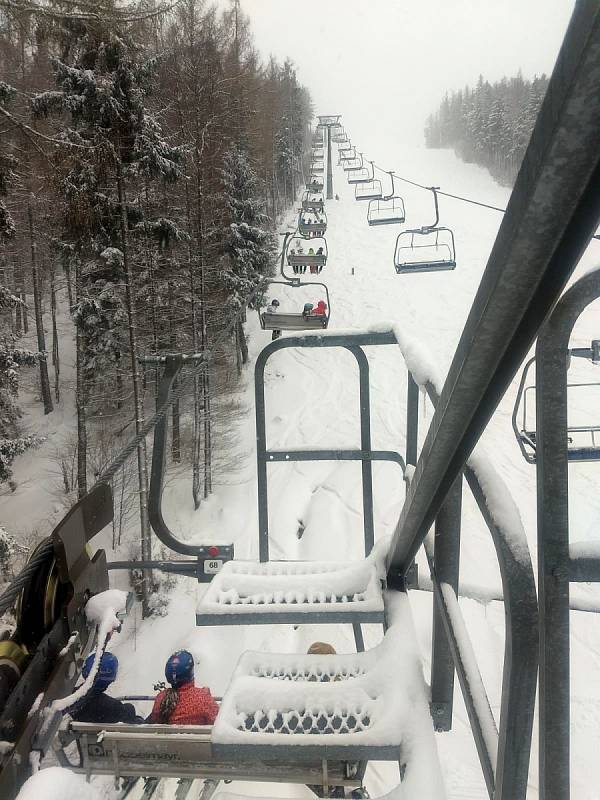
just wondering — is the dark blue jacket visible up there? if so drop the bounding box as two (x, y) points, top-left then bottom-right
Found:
(70, 691), (141, 724)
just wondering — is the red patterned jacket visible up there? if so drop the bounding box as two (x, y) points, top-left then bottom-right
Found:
(150, 681), (219, 725)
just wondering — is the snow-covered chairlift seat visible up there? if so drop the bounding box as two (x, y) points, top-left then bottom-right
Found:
(196, 556), (384, 627)
(210, 594), (444, 794)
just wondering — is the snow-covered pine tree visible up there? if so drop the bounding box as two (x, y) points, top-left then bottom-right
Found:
(0, 84), (41, 485)
(219, 144), (275, 370)
(32, 18), (182, 615)
(0, 296), (41, 484)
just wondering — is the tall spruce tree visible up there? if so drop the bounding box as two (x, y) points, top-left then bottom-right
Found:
(220, 143), (275, 370)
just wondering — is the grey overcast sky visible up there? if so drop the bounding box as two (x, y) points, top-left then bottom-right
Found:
(230, 0), (575, 149)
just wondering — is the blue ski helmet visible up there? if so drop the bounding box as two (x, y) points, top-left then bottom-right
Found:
(165, 650), (195, 687)
(82, 651), (119, 692)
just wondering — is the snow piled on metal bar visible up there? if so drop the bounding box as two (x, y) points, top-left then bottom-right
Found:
(197, 540), (389, 615)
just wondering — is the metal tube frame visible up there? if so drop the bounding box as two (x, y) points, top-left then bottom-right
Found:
(254, 329), (537, 799)
(535, 266), (600, 800)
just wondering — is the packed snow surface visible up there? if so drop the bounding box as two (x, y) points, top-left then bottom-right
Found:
(16, 767), (102, 800)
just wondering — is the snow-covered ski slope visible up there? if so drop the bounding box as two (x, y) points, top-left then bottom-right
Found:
(111, 141), (600, 800)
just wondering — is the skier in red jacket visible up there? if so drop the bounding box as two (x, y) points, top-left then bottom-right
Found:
(150, 650), (219, 725)
(312, 300), (327, 316)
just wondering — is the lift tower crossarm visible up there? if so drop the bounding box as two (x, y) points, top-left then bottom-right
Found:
(385, 0), (600, 580)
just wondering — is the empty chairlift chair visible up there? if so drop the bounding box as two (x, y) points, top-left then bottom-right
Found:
(367, 172), (406, 225)
(347, 158), (375, 185)
(311, 161), (325, 174)
(340, 147), (357, 162)
(355, 179), (383, 201)
(259, 281), (331, 332)
(512, 343), (600, 463)
(393, 187), (456, 273)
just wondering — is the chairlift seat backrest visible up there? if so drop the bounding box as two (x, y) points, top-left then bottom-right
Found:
(260, 312), (328, 331)
(287, 253), (327, 267)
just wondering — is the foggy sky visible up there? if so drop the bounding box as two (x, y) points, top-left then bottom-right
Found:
(233, 0), (575, 151)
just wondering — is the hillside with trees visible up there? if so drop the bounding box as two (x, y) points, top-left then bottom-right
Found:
(0, 0), (312, 611)
(425, 72), (548, 185)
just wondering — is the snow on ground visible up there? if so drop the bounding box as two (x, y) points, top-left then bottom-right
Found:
(3, 138), (600, 799)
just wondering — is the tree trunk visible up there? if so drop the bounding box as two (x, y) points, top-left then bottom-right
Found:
(50, 263), (60, 403)
(63, 257), (73, 308)
(21, 288), (28, 333)
(185, 175), (202, 509)
(117, 164), (152, 618)
(237, 317), (248, 365)
(28, 201), (53, 415)
(75, 258), (87, 498)
(168, 281), (181, 463)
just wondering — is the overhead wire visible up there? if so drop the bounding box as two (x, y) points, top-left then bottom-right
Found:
(366, 156), (508, 214)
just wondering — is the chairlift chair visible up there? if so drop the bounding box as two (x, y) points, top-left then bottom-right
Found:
(302, 191), (324, 212)
(343, 159), (364, 173)
(393, 187), (456, 273)
(317, 114), (341, 126)
(340, 148), (357, 161)
(366, 172), (405, 224)
(394, 227), (456, 273)
(347, 165), (374, 185)
(311, 162), (325, 174)
(298, 209), (327, 237)
(355, 180), (382, 200)
(368, 197), (406, 226)
(306, 178), (324, 192)
(260, 280), (331, 332)
(512, 349), (600, 463)
(286, 235), (327, 271)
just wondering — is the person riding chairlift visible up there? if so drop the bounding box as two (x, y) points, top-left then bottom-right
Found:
(70, 651), (142, 724)
(150, 650), (219, 725)
(312, 300), (327, 316)
(265, 299), (281, 340)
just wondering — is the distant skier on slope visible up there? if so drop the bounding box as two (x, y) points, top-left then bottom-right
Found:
(150, 650), (219, 725)
(70, 652), (142, 724)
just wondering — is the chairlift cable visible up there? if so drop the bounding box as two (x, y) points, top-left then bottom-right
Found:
(368, 160), (507, 213)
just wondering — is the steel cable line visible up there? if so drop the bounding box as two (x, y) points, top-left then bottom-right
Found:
(363, 155), (508, 214)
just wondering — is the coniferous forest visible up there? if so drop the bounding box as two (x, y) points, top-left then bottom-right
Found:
(0, 0), (312, 608)
(425, 72), (549, 185)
